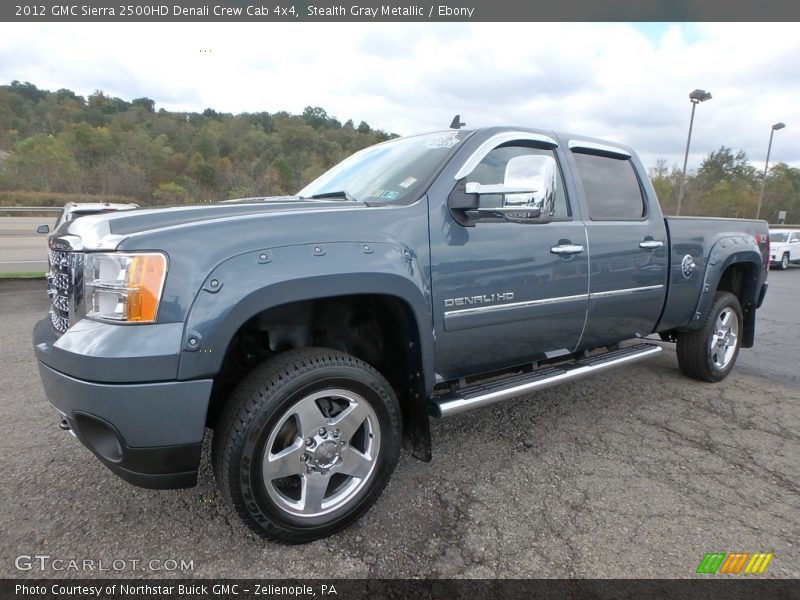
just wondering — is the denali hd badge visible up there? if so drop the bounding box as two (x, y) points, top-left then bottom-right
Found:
(681, 254), (696, 279)
(444, 292), (515, 308)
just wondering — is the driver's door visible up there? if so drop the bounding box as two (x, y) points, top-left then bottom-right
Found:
(429, 136), (589, 381)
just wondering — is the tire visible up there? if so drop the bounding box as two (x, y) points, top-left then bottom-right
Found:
(212, 348), (402, 543)
(676, 291), (743, 382)
(780, 253), (789, 270)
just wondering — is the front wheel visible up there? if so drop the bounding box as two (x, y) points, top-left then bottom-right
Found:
(212, 348), (402, 543)
(780, 253), (790, 270)
(676, 291), (743, 382)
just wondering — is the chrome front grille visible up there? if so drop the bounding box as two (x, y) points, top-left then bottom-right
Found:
(46, 249), (81, 334)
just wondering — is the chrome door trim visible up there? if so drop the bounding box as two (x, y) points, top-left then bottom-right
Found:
(453, 132), (559, 180)
(589, 284), (664, 299)
(444, 293), (589, 318)
(568, 140), (632, 159)
(443, 284), (664, 318)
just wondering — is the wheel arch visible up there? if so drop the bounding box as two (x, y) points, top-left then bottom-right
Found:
(691, 237), (765, 347)
(179, 256), (435, 460)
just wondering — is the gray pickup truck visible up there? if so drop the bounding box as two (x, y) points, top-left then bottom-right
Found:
(33, 127), (769, 543)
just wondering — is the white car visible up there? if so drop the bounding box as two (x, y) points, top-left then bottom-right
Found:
(769, 229), (800, 270)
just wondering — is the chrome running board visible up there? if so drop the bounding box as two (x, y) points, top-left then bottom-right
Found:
(430, 343), (662, 418)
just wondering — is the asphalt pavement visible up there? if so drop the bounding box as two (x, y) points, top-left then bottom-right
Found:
(0, 216), (51, 273)
(0, 271), (797, 579)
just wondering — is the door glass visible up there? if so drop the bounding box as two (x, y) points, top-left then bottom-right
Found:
(573, 151), (645, 220)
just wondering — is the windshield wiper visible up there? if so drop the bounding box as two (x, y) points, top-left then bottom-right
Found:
(304, 190), (359, 202)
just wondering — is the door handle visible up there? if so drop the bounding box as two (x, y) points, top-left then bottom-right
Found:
(639, 240), (664, 249)
(550, 244), (585, 255)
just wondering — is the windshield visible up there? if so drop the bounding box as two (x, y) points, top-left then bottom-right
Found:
(297, 130), (468, 203)
(770, 232), (790, 242)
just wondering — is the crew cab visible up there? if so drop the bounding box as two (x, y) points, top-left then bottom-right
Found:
(32, 127), (769, 543)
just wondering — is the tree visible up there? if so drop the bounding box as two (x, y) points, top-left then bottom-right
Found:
(302, 106), (330, 129)
(131, 97), (156, 112)
(694, 147), (756, 188)
(649, 159), (682, 215)
(153, 181), (190, 205)
(269, 155), (294, 194)
(761, 163), (800, 223)
(0, 82), (395, 204)
(1, 134), (80, 192)
(189, 152), (216, 189)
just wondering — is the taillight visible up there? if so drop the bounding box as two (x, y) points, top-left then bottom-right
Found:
(756, 232), (770, 271)
(767, 235), (770, 271)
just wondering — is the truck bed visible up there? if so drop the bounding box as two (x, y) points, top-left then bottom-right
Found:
(657, 216), (769, 333)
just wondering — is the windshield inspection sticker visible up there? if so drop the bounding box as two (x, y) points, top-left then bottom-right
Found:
(399, 177), (417, 188)
(371, 189), (400, 200)
(425, 132), (461, 149)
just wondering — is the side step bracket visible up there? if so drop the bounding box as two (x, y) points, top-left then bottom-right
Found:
(430, 343), (661, 418)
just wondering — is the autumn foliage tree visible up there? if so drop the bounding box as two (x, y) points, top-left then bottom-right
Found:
(650, 146), (800, 223)
(0, 81), (395, 205)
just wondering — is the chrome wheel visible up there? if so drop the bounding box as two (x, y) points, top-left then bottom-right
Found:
(781, 254), (789, 270)
(262, 389), (380, 518)
(709, 306), (739, 370)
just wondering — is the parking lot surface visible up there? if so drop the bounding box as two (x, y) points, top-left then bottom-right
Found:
(1, 271), (797, 579)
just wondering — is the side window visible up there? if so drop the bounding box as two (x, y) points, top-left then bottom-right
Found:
(467, 144), (570, 219)
(791, 233), (800, 243)
(572, 151), (646, 220)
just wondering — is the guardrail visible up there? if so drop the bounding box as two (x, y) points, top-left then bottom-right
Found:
(0, 207), (796, 226)
(0, 206), (62, 213)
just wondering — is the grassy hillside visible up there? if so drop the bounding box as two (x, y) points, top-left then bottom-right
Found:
(0, 81), (396, 205)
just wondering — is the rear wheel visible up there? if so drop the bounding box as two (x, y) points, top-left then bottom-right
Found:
(212, 348), (401, 543)
(676, 291), (742, 382)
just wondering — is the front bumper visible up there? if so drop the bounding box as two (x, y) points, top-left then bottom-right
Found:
(33, 317), (213, 489)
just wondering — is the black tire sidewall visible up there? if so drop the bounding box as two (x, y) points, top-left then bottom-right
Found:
(236, 363), (400, 536)
(704, 294), (743, 380)
(782, 254), (789, 270)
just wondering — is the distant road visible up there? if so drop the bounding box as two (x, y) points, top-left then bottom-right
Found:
(0, 216), (51, 273)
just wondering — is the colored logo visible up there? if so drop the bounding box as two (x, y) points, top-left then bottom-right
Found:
(696, 552), (774, 574)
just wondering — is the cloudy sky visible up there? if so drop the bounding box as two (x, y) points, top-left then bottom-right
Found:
(0, 22), (797, 171)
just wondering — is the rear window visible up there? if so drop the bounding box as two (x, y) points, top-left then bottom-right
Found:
(65, 209), (115, 222)
(573, 152), (646, 220)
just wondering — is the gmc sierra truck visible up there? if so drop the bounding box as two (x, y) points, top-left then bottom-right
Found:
(33, 127), (770, 543)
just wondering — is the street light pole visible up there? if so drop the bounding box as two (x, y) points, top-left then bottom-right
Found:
(756, 122), (786, 220)
(676, 89), (712, 216)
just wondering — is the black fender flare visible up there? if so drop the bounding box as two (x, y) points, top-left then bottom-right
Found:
(689, 236), (764, 342)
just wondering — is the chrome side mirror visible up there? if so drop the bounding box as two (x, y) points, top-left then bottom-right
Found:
(448, 178), (549, 226)
(464, 182), (544, 221)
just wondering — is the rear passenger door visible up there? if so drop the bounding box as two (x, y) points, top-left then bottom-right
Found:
(568, 141), (668, 349)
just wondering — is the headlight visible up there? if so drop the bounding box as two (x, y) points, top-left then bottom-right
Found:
(84, 252), (167, 323)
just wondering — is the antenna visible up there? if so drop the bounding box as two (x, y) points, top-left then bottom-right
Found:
(450, 114), (465, 129)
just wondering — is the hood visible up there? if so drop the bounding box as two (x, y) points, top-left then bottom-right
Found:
(57, 196), (368, 250)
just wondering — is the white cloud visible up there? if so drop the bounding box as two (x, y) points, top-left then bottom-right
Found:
(0, 22), (797, 171)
